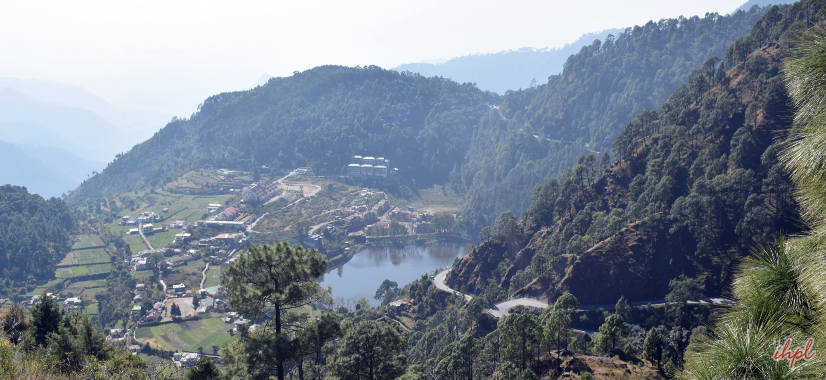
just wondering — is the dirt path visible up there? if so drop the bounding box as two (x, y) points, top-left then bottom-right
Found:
(200, 263), (210, 290)
(138, 224), (154, 250)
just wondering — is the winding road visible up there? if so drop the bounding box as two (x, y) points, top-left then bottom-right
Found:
(433, 268), (734, 318)
(264, 169), (323, 206)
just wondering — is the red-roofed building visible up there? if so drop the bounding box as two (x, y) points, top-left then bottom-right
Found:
(216, 206), (240, 221)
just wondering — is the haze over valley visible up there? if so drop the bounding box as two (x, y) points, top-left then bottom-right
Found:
(3, 0), (823, 379)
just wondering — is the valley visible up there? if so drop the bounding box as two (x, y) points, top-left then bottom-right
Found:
(2, 1), (824, 379)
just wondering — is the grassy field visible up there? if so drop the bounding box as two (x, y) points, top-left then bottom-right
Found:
(84, 303), (99, 315)
(55, 263), (112, 279)
(80, 287), (105, 298)
(57, 249), (110, 267)
(123, 234), (149, 253)
(204, 266), (222, 288)
(145, 230), (178, 249)
(73, 249), (110, 265)
(132, 269), (154, 280)
(67, 280), (107, 289)
(135, 317), (236, 351)
(72, 234), (104, 250)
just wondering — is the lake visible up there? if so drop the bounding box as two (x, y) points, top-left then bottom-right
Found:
(319, 242), (471, 307)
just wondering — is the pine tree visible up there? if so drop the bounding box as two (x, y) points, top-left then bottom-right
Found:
(642, 327), (662, 369)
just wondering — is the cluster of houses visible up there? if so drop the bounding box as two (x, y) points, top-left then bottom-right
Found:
(166, 249), (202, 267)
(364, 209), (435, 237)
(120, 211), (162, 226)
(19, 294), (82, 312)
(125, 223), (167, 236)
(241, 178), (280, 203)
(346, 155), (398, 177)
(197, 232), (246, 251)
(130, 248), (206, 271)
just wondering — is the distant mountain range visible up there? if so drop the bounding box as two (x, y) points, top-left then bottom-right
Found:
(0, 87), (131, 162)
(392, 29), (624, 95)
(390, 0), (794, 95)
(0, 79), (171, 198)
(0, 141), (103, 198)
(0, 77), (171, 133)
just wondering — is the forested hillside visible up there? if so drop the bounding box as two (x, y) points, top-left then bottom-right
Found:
(68, 67), (498, 203)
(455, 7), (770, 231)
(0, 185), (75, 281)
(68, 8), (769, 224)
(447, 1), (816, 305)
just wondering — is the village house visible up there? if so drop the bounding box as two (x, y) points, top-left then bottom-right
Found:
(303, 235), (324, 251)
(174, 232), (191, 243)
(168, 220), (186, 228)
(214, 233), (245, 248)
(241, 178), (280, 203)
(63, 297), (82, 308)
(176, 353), (200, 368)
(172, 283), (187, 295)
(144, 309), (162, 322)
(215, 205), (240, 221)
(107, 329), (125, 340)
(136, 211), (161, 223)
(133, 258), (148, 271)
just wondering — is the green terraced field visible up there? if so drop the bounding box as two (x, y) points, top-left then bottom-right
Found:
(71, 249), (110, 265)
(146, 230), (177, 249)
(80, 287), (105, 297)
(72, 234), (104, 249)
(204, 266), (222, 288)
(124, 234), (149, 253)
(55, 268), (73, 279)
(136, 317), (235, 351)
(55, 263), (112, 279)
(68, 280), (107, 289)
(84, 303), (98, 315)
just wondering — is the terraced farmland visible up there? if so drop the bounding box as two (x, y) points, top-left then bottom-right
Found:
(55, 263), (112, 279)
(123, 234), (149, 253)
(72, 234), (104, 250)
(57, 249), (110, 267)
(204, 266), (222, 288)
(145, 230), (177, 249)
(135, 317), (235, 351)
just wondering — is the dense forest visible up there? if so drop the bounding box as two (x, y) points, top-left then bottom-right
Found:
(67, 67), (498, 203)
(0, 185), (75, 282)
(447, 1), (817, 305)
(455, 6), (771, 231)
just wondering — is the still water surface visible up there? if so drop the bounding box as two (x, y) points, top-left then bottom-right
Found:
(319, 242), (471, 306)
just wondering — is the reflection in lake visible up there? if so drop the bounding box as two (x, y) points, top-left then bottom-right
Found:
(319, 242), (471, 307)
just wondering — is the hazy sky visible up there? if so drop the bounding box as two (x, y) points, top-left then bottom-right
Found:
(1, 0), (747, 117)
